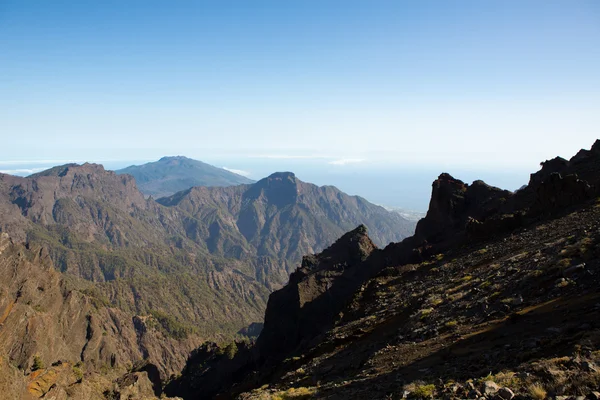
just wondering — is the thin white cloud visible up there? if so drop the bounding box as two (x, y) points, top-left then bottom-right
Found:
(247, 154), (333, 160)
(328, 158), (366, 166)
(0, 159), (87, 166)
(222, 167), (251, 177)
(0, 158), (156, 166)
(0, 167), (47, 176)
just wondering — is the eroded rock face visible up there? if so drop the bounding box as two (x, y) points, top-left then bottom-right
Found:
(532, 172), (592, 214)
(257, 225), (377, 361)
(412, 173), (512, 246)
(167, 226), (380, 399)
(414, 140), (600, 246)
(0, 238), (198, 397)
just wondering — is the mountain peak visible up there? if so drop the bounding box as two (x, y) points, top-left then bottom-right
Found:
(264, 171), (297, 181)
(246, 172), (299, 207)
(115, 157), (254, 198)
(254, 172), (299, 189)
(158, 155), (192, 163)
(269, 171), (295, 178)
(29, 163), (107, 178)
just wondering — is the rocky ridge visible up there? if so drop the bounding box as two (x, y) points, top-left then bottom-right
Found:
(167, 140), (600, 400)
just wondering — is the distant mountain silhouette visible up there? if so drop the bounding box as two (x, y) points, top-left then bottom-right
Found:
(115, 156), (254, 198)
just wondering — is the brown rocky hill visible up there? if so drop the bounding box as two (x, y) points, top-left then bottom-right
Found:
(166, 140), (600, 400)
(0, 163), (413, 396)
(0, 233), (191, 399)
(0, 163), (271, 343)
(158, 171), (414, 277)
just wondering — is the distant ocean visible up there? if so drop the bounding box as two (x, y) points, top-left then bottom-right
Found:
(0, 158), (532, 212)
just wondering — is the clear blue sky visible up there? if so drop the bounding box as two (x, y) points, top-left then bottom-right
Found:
(1, 1), (599, 192)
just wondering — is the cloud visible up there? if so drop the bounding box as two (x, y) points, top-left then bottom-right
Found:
(222, 167), (251, 177)
(0, 167), (47, 176)
(328, 158), (366, 166)
(247, 154), (333, 160)
(0, 159), (86, 166)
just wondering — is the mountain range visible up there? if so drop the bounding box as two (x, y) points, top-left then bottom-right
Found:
(0, 161), (415, 397)
(165, 140), (600, 400)
(115, 156), (255, 199)
(1, 142), (599, 399)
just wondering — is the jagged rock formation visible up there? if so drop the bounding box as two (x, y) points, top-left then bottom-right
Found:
(115, 156), (255, 199)
(256, 225), (377, 362)
(168, 140), (600, 400)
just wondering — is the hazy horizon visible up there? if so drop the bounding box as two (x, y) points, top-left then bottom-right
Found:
(0, 152), (539, 212)
(1, 1), (599, 210)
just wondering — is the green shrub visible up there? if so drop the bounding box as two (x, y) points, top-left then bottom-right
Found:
(409, 384), (436, 399)
(32, 355), (45, 371)
(149, 310), (194, 340)
(73, 365), (84, 381)
(224, 342), (237, 360)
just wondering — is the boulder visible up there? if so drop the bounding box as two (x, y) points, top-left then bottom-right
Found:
(498, 387), (515, 400)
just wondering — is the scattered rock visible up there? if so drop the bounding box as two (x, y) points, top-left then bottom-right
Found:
(580, 361), (597, 373)
(482, 380), (500, 396)
(587, 392), (600, 400)
(497, 387), (514, 400)
(564, 263), (586, 277)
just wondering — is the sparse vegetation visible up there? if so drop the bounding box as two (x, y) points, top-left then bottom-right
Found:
(149, 310), (195, 340)
(405, 383), (436, 399)
(269, 387), (316, 399)
(444, 320), (458, 328)
(32, 355), (45, 371)
(73, 364), (84, 381)
(419, 308), (433, 319)
(527, 383), (547, 400)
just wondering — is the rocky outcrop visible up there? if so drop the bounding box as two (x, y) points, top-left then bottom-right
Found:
(166, 226), (380, 399)
(412, 174), (512, 246)
(256, 225), (377, 362)
(412, 140), (600, 247)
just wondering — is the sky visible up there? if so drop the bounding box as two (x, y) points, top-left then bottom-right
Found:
(1, 1), (599, 210)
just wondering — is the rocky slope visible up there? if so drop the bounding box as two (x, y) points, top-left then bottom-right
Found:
(158, 171), (414, 277)
(0, 162), (413, 396)
(166, 140), (600, 400)
(0, 233), (192, 399)
(115, 156), (254, 198)
(0, 163), (271, 341)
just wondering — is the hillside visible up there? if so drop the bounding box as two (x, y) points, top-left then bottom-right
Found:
(157, 171), (415, 276)
(0, 233), (194, 399)
(115, 156), (255, 198)
(0, 162), (414, 395)
(166, 140), (600, 400)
